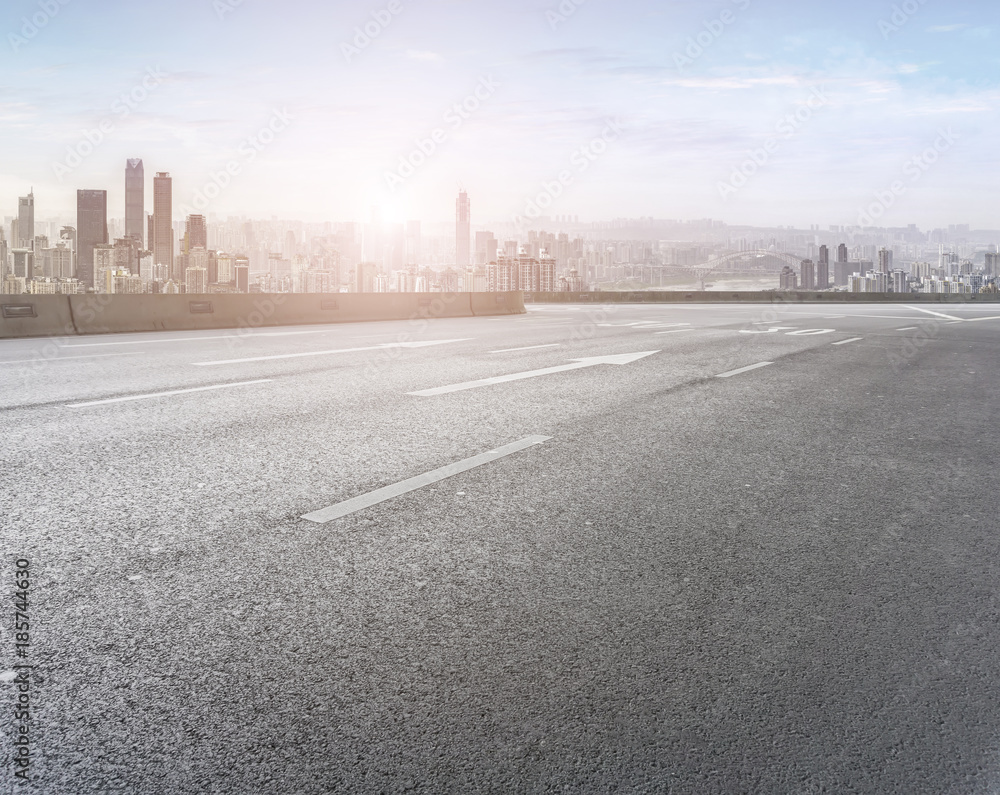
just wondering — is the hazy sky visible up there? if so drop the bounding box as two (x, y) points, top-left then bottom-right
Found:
(2, 0), (998, 228)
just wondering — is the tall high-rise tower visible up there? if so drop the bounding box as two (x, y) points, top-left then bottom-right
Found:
(455, 190), (470, 268)
(186, 214), (207, 252)
(152, 172), (175, 280)
(76, 190), (108, 290)
(878, 247), (893, 274)
(834, 243), (851, 286)
(125, 159), (144, 246)
(18, 191), (34, 249)
(817, 244), (829, 289)
(800, 258), (816, 290)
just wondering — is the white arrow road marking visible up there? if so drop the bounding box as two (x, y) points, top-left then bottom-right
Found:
(192, 339), (470, 366)
(67, 379), (272, 408)
(904, 306), (964, 321)
(716, 362), (773, 378)
(302, 435), (552, 524)
(409, 351), (660, 396)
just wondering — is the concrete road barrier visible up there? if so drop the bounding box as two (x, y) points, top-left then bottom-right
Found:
(471, 291), (525, 315)
(523, 291), (1000, 304)
(0, 296), (77, 340)
(0, 292), (526, 340)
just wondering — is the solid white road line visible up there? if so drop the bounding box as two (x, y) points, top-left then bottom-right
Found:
(67, 379), (272, 408)
(409, 351), (660, 396)
(716, 362), (774, 378)
(62, 329), (342, 349)
(831, 337), (864, 346)
(490, 344), (561, 353)
(654, 329), (695, 335)
(302, 435), (552, 524)
(0, 352), (143, 365)
(779, 311), (938, 321)
(896, 327), (917, 331)
(193, 338), (470, 366)
(964, 315), (1000, 323)
(253, 330), (334, 337)
(64, 334), (242, 348)
(904, 306), (964, 321)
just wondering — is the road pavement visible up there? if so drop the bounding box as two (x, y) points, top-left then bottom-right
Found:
(1, 301), (999, 793)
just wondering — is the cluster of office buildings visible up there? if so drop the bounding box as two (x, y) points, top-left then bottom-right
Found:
(1, 171), (591, 296)
(778, 245), (999, 295)
(4, 165), (999, 296)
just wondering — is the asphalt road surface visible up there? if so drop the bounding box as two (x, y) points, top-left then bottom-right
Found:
(2, 301), (1000, 794)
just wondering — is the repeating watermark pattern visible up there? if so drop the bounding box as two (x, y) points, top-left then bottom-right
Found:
(878, 0), (928, 39)
(885, 300), (975, 373)
(10, 293), (294, 386)
(342, 1), (403, 63)
(10, 296), (115, 389)
(565, 303), (620, 342)
(546, 0), (587, 31)
(673, 0), (751, 71)
(217, 294), (291, 358)
(384, 76), (499, 192)
(8, 0), (71, 52)
(10, 558), (34, 785)
(360, 293), (465, 381)
(213, 0), (246, 20)
(52, 67), (168, 181)
(718, 87), (830, 201)
(178, 108), (293, 216)
(857, 128), (959, 228)
(511, 118), (624, 226)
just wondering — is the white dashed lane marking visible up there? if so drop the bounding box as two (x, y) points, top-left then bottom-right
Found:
(716, 362), (773, 378)
(302, 435), (552, 524)
(490, 344), (561, 353)
(67, 379), (272, 408)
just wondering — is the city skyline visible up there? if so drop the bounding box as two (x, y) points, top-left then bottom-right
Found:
(1, 0), (998, 226)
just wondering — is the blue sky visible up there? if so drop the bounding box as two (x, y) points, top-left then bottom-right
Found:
(2, 0), (998, 227)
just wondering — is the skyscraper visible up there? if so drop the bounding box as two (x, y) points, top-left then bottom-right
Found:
(18, 191), (34, 249)
(878, 247), (893, 274)
(817, 245), (829, 289)
(77, 190), (108, 290)
(455, 190), (470, 268)
(152, 172), (175, 280)
(60, 226), (77, 278)
(186, 214), (207, 252)
(405, 220), (421, 265)
(984, 251), (999, 276)
(475, 231), (497, 265)
(800, 258), (816, 290)
(125, 159), (144, 246)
